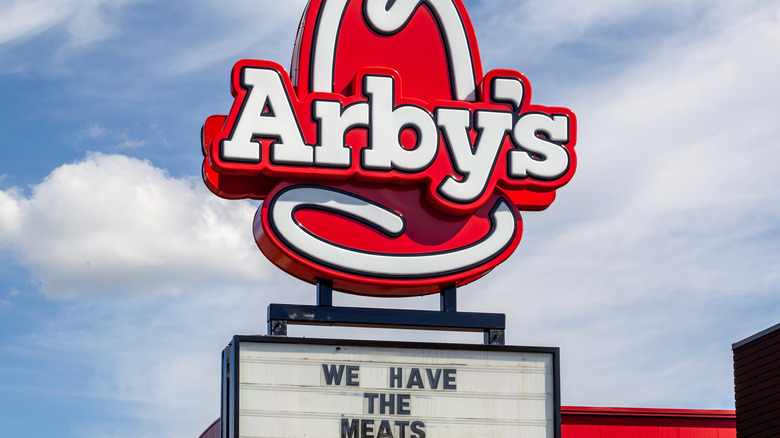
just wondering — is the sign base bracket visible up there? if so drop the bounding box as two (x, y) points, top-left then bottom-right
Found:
(268, 280), (506, 345)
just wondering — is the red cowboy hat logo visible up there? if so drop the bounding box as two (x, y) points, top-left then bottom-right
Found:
(202, 0), (577, 296)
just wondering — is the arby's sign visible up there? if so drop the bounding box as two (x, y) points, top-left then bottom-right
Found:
(202, 0), (578, 296)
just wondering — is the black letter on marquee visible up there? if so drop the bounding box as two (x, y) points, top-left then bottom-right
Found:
(396, 394), (411, 415)
(322, 364), (345, 385)
(425, 369), (442, 389)
(341, 418), (359, 438)
(395, 421), (410, 438)
(346, 365), (360, 386)
(389, 367), (402, 388)
(410, 421), (426, 438)
(377, 420), (394, 438)
(361, 419), (375, 438)
(364, 393), (379, 414)
(406, 368), (424, 389)
(443, 369), (457, 390)
(379, 393), (394, 415)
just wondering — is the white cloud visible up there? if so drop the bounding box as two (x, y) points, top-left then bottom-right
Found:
(0, 153), (273, 299)
(157, 0), (309, 75)
(77, 123), (162, 151)
(0, 0), (71, 45)
(114, 139), (147, 149)
(79, 123), (108, 140)
(0, 0), (310, 79)
(0, 0), (137, 47)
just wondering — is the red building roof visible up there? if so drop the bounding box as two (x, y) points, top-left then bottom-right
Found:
(562, 406), (736, 438)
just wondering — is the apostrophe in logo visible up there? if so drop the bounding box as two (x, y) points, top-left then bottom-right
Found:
(202, 0), (578, 296)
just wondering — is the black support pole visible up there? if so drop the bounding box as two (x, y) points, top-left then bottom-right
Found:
(316, 279), (333, 307)
(440, 285), (457, 312)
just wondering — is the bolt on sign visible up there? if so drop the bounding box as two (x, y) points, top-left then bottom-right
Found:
(201, 0), (578, 297)
(222, 337), (560, 438)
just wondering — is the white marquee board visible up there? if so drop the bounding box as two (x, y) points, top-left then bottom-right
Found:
(222, 336), (560, 438)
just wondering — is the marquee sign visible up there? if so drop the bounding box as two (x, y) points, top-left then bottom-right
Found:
(202, 0), (578, 296)
(222, 336), (561, 438)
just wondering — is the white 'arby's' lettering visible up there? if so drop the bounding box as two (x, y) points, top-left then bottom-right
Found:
(219, 65), (571, 206)
(363, 75), (438, 173)
(510, 113), (570, 179)
(221, 68), (311, 163)
(437, 108), (511, 202)
(313, 100), (368, 167)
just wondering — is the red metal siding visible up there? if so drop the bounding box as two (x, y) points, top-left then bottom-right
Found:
(562, 407), (736, 438)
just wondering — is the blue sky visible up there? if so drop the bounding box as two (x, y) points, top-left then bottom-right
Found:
(1, 0), (780, 436)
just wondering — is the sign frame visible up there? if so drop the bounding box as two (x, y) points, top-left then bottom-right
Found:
(266, 282), (507, 345)
(221, 335), (561, 438)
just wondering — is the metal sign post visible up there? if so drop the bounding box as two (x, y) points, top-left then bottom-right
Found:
(268, 281), (506, 345)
